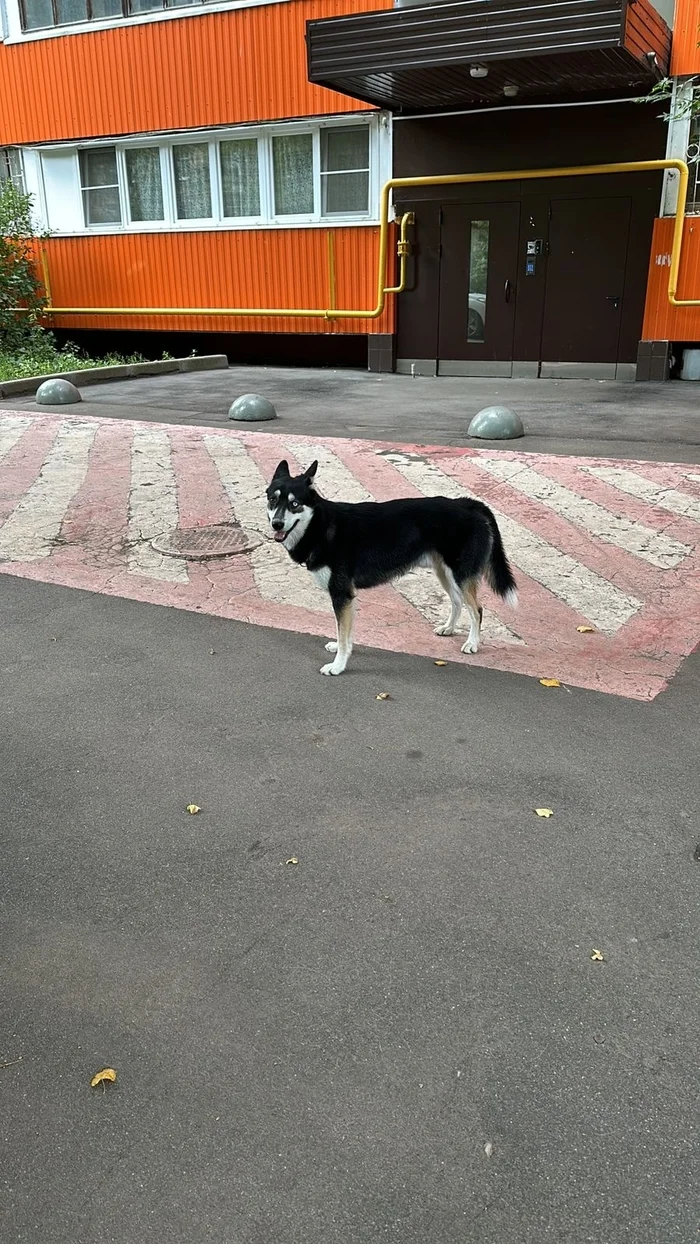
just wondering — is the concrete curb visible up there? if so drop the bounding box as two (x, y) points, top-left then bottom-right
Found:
(0, 354), (228, 399)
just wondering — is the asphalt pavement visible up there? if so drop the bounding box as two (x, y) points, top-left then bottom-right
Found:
(2, 573), (698, 1244)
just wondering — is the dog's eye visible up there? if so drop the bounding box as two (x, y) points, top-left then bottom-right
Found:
(289, 499), (301, 511)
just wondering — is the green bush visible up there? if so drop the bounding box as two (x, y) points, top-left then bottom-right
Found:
(0, 180), (46, 352)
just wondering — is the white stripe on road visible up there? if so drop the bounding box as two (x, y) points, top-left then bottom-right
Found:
(583, 465), (700, 526)
(283, 439), (523, 644)
(474, 456), (689, 568)
(205, 435), (331, 614)
(382, 451), (641, 634)
(0, 419), (96, 562)
(128, 425), (188, 583)
(0, 414), (33, 461)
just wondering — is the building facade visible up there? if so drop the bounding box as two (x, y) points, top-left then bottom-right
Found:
(1, 0), (700, 378)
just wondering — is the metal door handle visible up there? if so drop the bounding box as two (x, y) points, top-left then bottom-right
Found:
(504, 279), (512, 303)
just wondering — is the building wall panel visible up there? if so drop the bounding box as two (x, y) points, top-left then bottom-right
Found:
(39, 225), (396, 335)
(0, 0), (391, 145)
(642, 215), (700, 340)
(670, 0), (700, 73)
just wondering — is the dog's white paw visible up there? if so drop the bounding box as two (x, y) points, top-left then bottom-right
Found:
(325, 640), (338, 653)
(461, 639), (479, 655)
(434, 624), (455, 636)
(320, 661), (343, 676)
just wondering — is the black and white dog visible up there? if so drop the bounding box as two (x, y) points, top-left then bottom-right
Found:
(267, 459), (517, 676)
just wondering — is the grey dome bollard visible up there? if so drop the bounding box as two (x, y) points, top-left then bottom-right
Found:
(468, 405), (523, 440)
(35, 378), (82, 405)
(228, 393), (277, 422)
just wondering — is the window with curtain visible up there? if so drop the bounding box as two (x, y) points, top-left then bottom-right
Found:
(79, 147), (122, 225)
(125, 148), (165, 221)
(173, 144), (212, 220)
(320, 127), (370, 215)
(220, 140), (260, 218)
(272, 134), (314, 216)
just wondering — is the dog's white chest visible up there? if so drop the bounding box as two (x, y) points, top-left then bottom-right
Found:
(310, 565), (331, 591)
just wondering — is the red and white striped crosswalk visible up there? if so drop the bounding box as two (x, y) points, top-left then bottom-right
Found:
(1, 411), (699, 700)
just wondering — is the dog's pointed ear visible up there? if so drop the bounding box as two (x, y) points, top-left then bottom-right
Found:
(272, 459), (290, 481)
(305, 460), (318, 482)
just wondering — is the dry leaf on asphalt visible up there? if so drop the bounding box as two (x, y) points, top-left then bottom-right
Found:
(539, 678), (561, 687)
(576, 626), (596, 634)
(285, 857), (299, 866)
(186, 804), (200, 815)
(434, 660), (448, 667)
(535, 808), (554, 818)
(590, 949), (605, 962)
(91, 1068), (117, 1088)
(375, 692), (391, 700)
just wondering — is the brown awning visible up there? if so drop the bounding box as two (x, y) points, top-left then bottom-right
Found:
(306, 0), (671, 112)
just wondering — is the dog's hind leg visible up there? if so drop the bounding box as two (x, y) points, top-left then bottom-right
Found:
(461, 578), (483, 655)
(432, 555), (464, 636)
(321, 591), (356, 676)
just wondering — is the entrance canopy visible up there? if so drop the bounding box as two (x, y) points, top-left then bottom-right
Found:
(306, 0), (671, 113)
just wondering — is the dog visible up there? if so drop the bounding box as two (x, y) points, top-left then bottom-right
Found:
(266, 458), (517, 676)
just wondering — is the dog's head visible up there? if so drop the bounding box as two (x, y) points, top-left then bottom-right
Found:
(266, 459), (319, 547)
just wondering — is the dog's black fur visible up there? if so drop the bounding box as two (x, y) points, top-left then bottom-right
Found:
(267, 458), (517, 675)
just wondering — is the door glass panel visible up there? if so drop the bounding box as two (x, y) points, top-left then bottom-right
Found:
(468, 219), (489, 343)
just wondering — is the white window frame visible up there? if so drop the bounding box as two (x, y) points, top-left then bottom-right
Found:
(2, 0), (293, 46)
(0, 146), (26, 191)
(32, 113), (389, 236)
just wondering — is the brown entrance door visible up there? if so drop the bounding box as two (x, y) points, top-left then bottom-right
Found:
(437, 202), (520, 373)
(539, 196), (632, 366)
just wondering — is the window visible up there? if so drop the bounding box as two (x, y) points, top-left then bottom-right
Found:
(79, 147), (121, 225)
(173, 143), (212, 220)
(272, 134), (314, 216)
(220, 139), (260, 219)
(43, 117), (382, 233)
(0, 149), (26, 192)
(125, 148), (164, 222)
(19, 0), (209, 32)
(320, 127), (369, 215)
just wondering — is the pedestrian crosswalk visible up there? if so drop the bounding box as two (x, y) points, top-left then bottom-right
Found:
(1, 411), (699, 701)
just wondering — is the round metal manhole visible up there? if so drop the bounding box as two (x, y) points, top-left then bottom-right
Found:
(151, 523), (261, 560)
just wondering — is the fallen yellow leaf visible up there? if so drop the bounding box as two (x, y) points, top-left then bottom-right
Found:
(285, 857), (299, 866)
(576, 626), (595, 634)
(535, 808), (554, 818)
(590, 949), (604, 962)
(91, 1068), (117, 1088)
(186, 804), (200, 815)
(375, 692), (391, 700)
(434, 660), (448, 667)
(539, 678), (560, 688)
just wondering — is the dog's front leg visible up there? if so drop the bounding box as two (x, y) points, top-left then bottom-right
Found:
(321, 589), (356, 676)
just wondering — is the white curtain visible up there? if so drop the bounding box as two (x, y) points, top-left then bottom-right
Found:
(173, 144), (212, 220)
(220, 140), (260, 218)
(272, 134), (313, 215)
(126, 148), (164, 221)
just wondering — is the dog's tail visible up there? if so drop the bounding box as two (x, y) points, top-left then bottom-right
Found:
(486, 512), (518, 607)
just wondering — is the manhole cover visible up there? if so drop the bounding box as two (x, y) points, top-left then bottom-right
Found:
(151, 523), (261, 560)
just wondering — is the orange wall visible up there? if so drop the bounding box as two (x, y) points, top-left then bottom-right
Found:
(0, 0), (391, 145)
(642, 215), (700, 339)
(670, 0), (700, 73)
(39, 225), (396, 335)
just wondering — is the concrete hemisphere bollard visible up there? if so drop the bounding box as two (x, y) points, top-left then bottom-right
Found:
(468, 405), (524, 440)
(228, 393), (277, 422)
(35, 378), (82, 405)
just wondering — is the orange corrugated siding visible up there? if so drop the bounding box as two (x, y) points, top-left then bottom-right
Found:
(670, 0), (700, 73)
(642, 215), (700, 339)
(0, 0), (391, 144)
(40, 226), (396, 335)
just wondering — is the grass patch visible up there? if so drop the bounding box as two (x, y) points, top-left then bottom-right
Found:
(0, 341), (154, 382)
